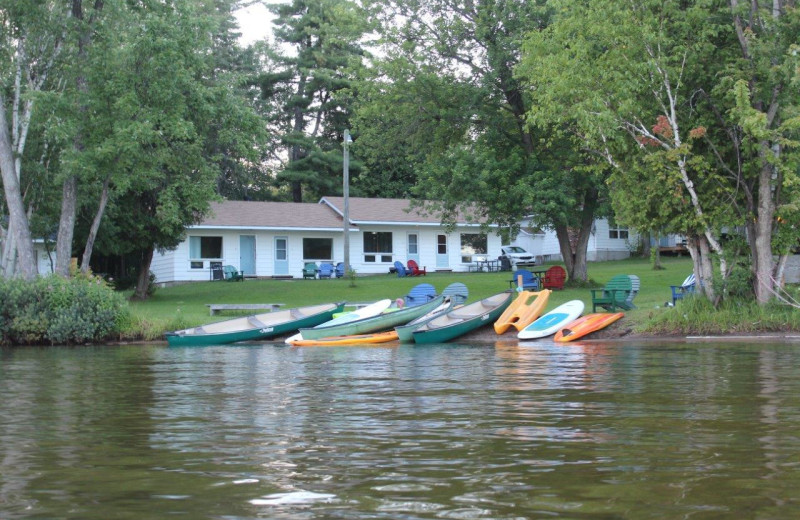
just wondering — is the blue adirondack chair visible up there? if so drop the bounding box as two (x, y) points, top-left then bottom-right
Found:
(394, 260), (410, 277)
(404, 283), (437, 307)
(335, 262), (345, 278)
(670, 273), (696, 304)
(442, 282), (469, 306)
(509, 269), (539, 291)
(318, 262), (334, 279)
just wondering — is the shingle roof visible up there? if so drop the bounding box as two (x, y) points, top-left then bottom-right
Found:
(197, 201), (346, 229)
(321, 197), (487, 225)
(193, 197), (491, 229)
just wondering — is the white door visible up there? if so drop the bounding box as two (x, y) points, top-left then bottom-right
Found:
(274, 236), (288, 276)
(436, 234), (449, 269)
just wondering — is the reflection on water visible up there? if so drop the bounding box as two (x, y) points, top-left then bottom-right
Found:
(2, 341), (800, 519)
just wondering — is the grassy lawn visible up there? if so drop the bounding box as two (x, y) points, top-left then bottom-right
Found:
(125, 256), (697, 340)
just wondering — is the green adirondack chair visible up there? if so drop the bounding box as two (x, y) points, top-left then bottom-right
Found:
(302, 262), (318, 279)
(223, 265), (244, 282)
(590, 274), (634, 312)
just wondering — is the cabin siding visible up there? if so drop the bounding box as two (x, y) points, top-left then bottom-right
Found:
(152, 225), (503, 283)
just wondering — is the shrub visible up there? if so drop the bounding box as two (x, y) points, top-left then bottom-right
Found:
(0, 274), (130, 345)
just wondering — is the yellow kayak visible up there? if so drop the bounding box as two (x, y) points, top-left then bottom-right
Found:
(493, 290), (551, 334)
(289, 330), (399, 347)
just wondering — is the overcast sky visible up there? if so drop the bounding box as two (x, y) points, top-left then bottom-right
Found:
(234, 3), (275, 45)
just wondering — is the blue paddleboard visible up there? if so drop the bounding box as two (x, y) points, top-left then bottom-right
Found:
(518, 300), (584, 339)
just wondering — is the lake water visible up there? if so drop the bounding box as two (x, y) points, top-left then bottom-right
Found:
(1, 340), (799, 519)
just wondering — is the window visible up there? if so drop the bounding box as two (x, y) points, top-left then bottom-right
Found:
(189, 236), (222, 268)
(303, 238), (333, 260)
(408, 234), (418, 255)
(363, 232), (393, 263)
(437, 234), (448, 255)
(609, 226), (629, 240)
(460, 233), (488, 263)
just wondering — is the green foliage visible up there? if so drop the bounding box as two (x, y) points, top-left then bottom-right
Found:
(357, 0), (610, 253)
(260, 0), (370, 201)
(0, 275), (130, 345)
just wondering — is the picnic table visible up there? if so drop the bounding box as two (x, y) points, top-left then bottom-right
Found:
(206, 303), (285, 316)
(469, 259), (500, 272)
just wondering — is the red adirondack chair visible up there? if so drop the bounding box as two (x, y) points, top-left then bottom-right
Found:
(542, 265), (566, 290)
(407, 259), (427, 276)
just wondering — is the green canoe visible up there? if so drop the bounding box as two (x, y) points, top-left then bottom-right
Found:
(297, 295), (446, 341)
(165, 302), (345, 346)
(395, 297), (454, 343)
(412, 292), (512, 344)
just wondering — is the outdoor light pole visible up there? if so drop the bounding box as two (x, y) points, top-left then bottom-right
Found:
(343, 129), (352, 274)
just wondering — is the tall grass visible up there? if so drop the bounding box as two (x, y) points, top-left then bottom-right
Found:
(642, 296), (800, 335)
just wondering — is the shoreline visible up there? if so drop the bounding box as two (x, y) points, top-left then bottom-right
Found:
(104, 320), (800, 348)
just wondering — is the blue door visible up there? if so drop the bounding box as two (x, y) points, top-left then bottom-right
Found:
(274, 236), (289, 276)
(239, 235), (256, 276)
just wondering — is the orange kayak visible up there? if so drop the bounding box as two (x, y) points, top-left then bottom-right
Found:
(289, 330), (399, 347)
(494, 290), (551, 334)
(554, 312), (624, 342)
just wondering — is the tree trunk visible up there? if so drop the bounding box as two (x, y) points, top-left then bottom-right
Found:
(554, 223), (575, 279)
(641, 231), (652, 259)
(132, 246), (154, 301)
(554, 221), (591, 283)
(80, 177), (111, 273)
(686, 233), (715, 302)
(55, 175), (78, 276)
(0, 101), (36, 279)
(753, 157), (776, 304)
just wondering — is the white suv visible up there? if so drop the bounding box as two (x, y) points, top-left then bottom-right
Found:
(500, 246), (536, 269)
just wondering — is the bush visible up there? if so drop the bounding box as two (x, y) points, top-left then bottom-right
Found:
(0, 274), (130, 345)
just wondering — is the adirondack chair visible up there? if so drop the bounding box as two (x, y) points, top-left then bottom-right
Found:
(318, 262), (334, 279)
(335, 262), (345, 278)
(404, 283), (437, 307)
(626, 274), (640, 308)
(509, 269), (539, 291)
(394, 261), (410, 277)
(542, 265), (566, 290)
(223, 265), (244, 282)
(591, 274), (634, 312)
(407, 259), (427, 276)
(670, 273), (696, 304)
(498, 256), (512, 272)
(442, 282), (469, 305)
(302, 262), (318, 279)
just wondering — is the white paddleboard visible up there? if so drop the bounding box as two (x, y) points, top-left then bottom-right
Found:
(284, 299), (392, 344)
(518, 300), (584, 340)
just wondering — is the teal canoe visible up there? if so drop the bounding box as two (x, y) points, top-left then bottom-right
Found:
(297, 295), (446, 341)
(412, 292), (512, 344)
(394, 297), (454, 343)
(165, 302), (345, 346)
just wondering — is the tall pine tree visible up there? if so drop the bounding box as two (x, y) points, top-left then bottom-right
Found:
(259, 0), (368, 202)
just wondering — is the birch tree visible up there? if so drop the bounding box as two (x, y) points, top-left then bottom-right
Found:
(519, 0), (800, 303)
(0, 0), (66, 279)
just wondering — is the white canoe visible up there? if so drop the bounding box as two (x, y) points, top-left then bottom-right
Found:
(284, 299), (392, 344)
